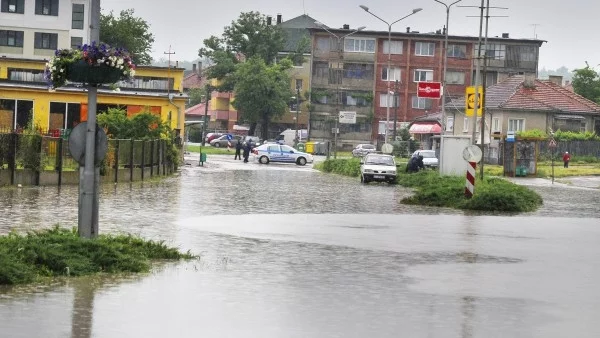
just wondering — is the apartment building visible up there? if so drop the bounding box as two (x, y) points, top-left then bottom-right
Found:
(0, 0), (91, 59)
(309, 27), (545, 145)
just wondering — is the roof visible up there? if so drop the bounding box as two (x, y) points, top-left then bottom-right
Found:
(280, 14), (323, 53)
(182, 72), (204, 90)
(451, 75), (600, 115)
(185, 102), (207, 116)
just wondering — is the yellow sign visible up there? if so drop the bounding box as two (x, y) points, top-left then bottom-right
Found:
(465, 86), (483, 117)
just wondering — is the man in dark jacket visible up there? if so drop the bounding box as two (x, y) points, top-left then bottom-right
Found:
(243, 142), (252, 163)
(406, 155), (425, 173)
(234, 140), (243, 160)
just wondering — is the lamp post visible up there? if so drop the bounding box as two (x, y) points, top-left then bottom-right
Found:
(315, 22), (366, 159)
(434, 0), (462, 174)
(201, 84), (211, 147)
(295, 84), (300, 146)
(359, 5), (422, 148)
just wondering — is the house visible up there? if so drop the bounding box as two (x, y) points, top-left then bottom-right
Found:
(308, 26), (545, 148)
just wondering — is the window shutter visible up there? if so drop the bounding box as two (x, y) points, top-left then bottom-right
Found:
(1, 0), (8, 13)
(34, 32), (41, 48)
(51, 0), (58, 16)
(35, 0), (42, 14)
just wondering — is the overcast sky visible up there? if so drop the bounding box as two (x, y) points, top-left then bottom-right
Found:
(102, 0), (596, 71)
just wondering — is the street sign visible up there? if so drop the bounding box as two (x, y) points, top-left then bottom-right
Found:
(339, 111), (356, 124)
(506, 131), (515, 143)
(465, 86), (483, 117)
(68, 122), (108, 166)
(417, 82), (442, 98)
(381, 143), (393, 154)
(549, 139), (557, 148)
(462, 145), (482, 163)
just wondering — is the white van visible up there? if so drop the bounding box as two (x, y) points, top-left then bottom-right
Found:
(275, 129), (307, 146)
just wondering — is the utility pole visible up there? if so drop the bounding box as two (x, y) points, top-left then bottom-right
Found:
(78, 0), (101, 238)
(393, 79), (399, 140)
(295, 83), (300, 146)
(201, 84), (211, 147)
(480, 0), (491, 179)
(471, 0), (484, 147)
(164, 46), (176, 97)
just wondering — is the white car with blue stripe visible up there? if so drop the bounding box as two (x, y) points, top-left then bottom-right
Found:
(252, 144), (313, 166)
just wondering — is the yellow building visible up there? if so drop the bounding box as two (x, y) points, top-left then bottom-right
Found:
(0, 57), (187, 134)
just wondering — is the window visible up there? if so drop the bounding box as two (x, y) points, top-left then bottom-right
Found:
(508, 118), (525, 132)
(447, 44), (466, 58)
(343, 91), (369, 106)
(315, 36), (332, 52)
(492, 117), (501, 133)
(8, 68), (44, 82)
(34, 32), (58, 49)
(379, 93), (399, 108)
(411, 96), (432, 109)
(72, 4), (84, 29)
(70, 36), (83, 49)
(415, 42), (435, 56)
(343, 63), (373, 79)
(518, 46), (536, 62)
(382, 40), (403, 54)
(446, 116), (454, 132)
(475, 43), (506, 60)
(414, 69), (433, 82)
(446, 71), (465, 85)
(118, 76), (173, 90)
(1, 0), (25, 13)
(381, 67), (401, 82)
(0, 99), (34, 130)
(0, 30), (24, 47)
(35, 0), (58, 16)
(344, 38), (376, 53)
(313, 61), (328, 78)
(295, 79), (303, 90)
(463, 117), (469, 132)
(267, 145), (280, 152)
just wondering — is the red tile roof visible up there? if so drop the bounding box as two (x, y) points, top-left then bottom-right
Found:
(183, 72), (204, 90)
(488, 75), (600, 114)
(185, 102), (207, 117)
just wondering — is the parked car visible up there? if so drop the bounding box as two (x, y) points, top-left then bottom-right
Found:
(210, 134), (242, 147)
(243, 136), (261, 147)
(352, 144), (377, 157)
(360, 154), (397, 184)
(252, 144), (313, 166)
(205, 132), (223, 143)
(412, 150), (439, 168)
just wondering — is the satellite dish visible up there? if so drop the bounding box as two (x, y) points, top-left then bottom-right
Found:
(68, 122), (108, 166)
(381, 143), (393, 154)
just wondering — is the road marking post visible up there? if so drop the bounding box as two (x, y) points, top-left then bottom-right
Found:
(465, 161), (476, 198)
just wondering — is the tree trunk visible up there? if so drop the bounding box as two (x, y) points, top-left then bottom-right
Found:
(248, 122), (257, 136)
(261, 114), (269, 141)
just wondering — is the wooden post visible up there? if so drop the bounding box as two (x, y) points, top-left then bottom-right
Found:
(150, 139), (154, 177)
(140, 141), (145, 181)
(57, 137), (63, 186)
(114, 139), (120, 183)
(129, 138), (134, 181)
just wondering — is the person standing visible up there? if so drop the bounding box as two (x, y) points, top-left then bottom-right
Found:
(563, 151), (571, 168)
(243, 142), (251, 163)
(234, 139), (243, 160)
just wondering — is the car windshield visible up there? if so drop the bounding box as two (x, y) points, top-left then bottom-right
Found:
(419, 151), (436, 158)
(365, 156), (394, 166)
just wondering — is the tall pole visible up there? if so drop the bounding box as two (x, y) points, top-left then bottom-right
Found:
(471, 0), (484, 146)
(393, 79), (399, 140)
(295, 84), (300, 145)
(480, 0), (490, 179)
(164, 46), (175, 97)
(201, 84), (210, 147)
(359, 6), (422, 149)
(79, 0), (101, 238)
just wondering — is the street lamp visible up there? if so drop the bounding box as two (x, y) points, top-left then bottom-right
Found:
(292, 83), (301, 146)
(314, 21), (366, 159)
(359, 5), (422, 148)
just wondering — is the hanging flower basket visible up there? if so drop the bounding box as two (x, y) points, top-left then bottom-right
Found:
(44, 42), (136, 89)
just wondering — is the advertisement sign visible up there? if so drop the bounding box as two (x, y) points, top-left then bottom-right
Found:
(339, 111), (356, 124)
(417, 82), (442, 99)
(465, 86), (483, 117)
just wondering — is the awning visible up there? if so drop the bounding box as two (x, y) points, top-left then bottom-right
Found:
(409, 122), (442, 134)
(555, 114), (585, 120)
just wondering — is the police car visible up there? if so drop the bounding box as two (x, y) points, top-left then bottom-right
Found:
(252, 144), (314, 166)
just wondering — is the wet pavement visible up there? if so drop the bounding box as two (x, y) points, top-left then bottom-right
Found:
(0, 154), (599, 337)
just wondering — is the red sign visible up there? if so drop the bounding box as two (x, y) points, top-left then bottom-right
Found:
(417, 82), (442, 99)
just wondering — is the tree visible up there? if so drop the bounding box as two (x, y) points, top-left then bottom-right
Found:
(187, 88), (205, 108)
(572, 62), (600, 103)
(98, 108), (170, 139)
(198, 11), (285, 91)
(100, 9), (155, 65)
(231, 57), (293, 139)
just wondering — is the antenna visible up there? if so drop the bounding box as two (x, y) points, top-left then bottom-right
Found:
(303, 0), (306, 15)
(530, 23), (540, 39)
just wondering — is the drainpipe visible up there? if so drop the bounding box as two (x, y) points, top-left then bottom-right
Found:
(168, 93), (183, 161)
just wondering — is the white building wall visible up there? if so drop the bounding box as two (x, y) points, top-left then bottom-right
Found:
(0, 0), (90, 59)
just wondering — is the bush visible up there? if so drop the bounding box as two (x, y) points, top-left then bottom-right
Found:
(317, 158), (362, 177)
(0, 227), (194, 285)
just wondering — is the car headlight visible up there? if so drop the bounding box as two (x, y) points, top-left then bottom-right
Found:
(389, 170), (396, 175)
(364, 169), (373, 173)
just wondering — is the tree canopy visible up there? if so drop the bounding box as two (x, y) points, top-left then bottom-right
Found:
(100, 9), (155, 65)
(572, 62), (600, 103)
(232, 57), (293, 139)
(198, 11), (285, 91)
(97, 108), (170, 140)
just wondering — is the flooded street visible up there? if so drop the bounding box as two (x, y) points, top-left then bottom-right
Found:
(1, 155), (600, 337)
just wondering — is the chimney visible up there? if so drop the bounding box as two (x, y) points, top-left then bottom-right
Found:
(197, 61), (202, 75)
(406, 26), (410, 33)
(548, 75), (563, 86)
(267, 16), (272, 26)
(175, 61), (179, 67)
(276, 14), (282, 24)
(343, 24), (349, 29)
(502, 33), (509, 38)
(192, 63), (196, 73)
(443, 25), (446, 35)
(523, 74), (536, 88)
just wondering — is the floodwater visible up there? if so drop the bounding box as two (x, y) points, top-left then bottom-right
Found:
(1, 155), (599, 338)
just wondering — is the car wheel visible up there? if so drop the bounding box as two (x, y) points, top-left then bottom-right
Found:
(213, 142), (220, 148)
(259, 156), (269, 164)
(360, 175), (364, 183)
(297, 157), (307, 166)
(362, 175), (369, 184)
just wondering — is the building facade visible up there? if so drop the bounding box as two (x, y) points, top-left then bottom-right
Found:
(0, 0), (91, 59)
(309, 27), (545, 147)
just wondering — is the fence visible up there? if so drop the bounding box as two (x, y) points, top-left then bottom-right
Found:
(0, 132), (174, 187)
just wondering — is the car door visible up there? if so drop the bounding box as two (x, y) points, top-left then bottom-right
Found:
(267, 144), (282, 162)
(280, 145), (296, 163)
